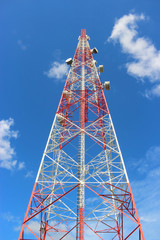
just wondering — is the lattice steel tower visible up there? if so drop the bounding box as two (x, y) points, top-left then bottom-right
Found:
(19, 30), (145, 240)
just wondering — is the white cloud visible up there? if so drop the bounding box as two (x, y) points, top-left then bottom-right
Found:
(145, 84), (160, 98)
(26, 220), (40, 235)
(0, 118), (24, 170)
(0, 118), (18, 169)
(108, 13), (160, 97)
(45, 61), (69, 80)
(25, 220), (74, 240)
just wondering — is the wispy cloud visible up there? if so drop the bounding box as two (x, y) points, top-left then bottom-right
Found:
(25, 170), (34, 178)
(1, 212), (21, 231)
(108, 13), (160, 98)
(128, 145), (160, 239)
(145, 84), (160, 98)
(0, 118), (24, 170)
(86, 196), (99, 205)
(44, 61), (69, 80)
(129, 145), (160, 175)
(26, 220), (40, 235)
(18, 161), (25, 170)
(17, 40), (27, 51)
(25, 220), (74, 240)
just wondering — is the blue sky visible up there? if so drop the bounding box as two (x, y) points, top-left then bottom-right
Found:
(0, 0), (160, 239)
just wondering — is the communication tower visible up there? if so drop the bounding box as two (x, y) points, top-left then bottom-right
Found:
(19, 29), (145, 240)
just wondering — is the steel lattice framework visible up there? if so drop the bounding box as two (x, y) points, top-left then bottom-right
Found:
(19, 30), (145, 240)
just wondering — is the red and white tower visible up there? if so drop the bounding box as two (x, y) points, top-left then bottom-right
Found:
(19, 30), (145, 240)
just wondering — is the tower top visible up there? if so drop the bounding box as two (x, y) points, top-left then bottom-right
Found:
(81, 29), (86, 38)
